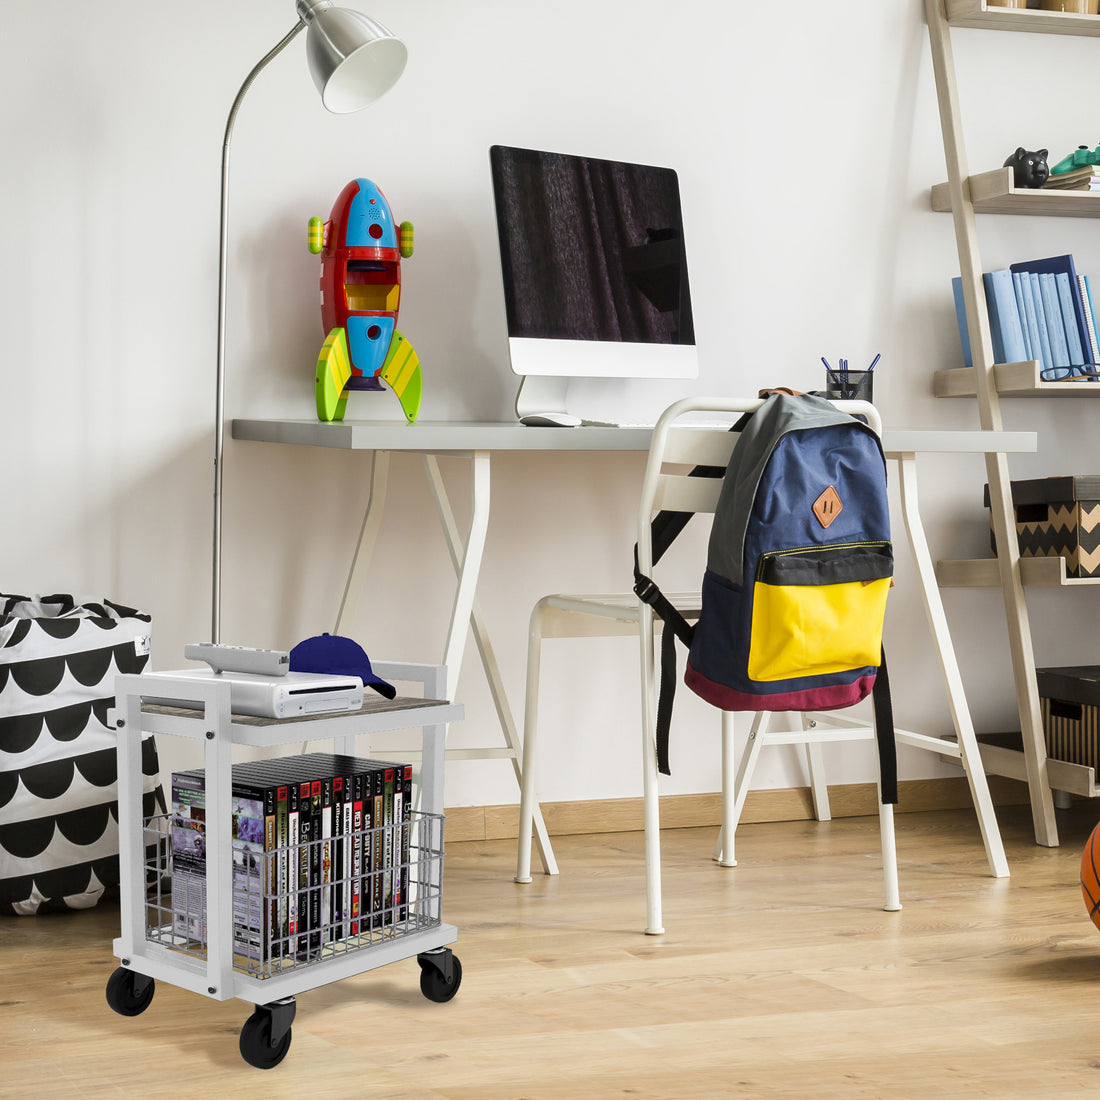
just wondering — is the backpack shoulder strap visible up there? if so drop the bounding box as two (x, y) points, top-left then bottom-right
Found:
(873, 646), (898, 805)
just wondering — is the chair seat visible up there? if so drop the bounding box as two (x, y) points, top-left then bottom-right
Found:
(536, 592), (701, 637)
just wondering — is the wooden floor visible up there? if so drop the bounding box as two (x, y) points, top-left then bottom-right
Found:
(5, 802), (1100, 1098)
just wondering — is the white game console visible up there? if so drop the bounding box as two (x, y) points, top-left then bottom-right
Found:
(146, 668), (365, 719)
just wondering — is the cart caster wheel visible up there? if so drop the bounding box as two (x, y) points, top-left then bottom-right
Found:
(105, 967), (155, 1017)
(418, 950), (462, 1003)
(239, 1000), (295, 1070)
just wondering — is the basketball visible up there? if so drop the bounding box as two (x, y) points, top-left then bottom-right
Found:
(1081, 822), (1100, 930)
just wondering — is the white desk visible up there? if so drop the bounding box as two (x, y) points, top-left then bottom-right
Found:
(232, 417), (1038, 880)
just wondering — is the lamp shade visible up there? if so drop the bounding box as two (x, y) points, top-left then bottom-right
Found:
(302, 4), (407, 113)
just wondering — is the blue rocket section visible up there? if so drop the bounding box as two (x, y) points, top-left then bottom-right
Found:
(347, 314), (395, 377)
(344, 178), (399, 249)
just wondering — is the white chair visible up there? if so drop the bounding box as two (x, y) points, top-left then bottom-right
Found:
(514, 396), (901, 935)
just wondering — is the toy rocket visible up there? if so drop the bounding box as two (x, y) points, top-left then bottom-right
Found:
(309, 178), (421, 422)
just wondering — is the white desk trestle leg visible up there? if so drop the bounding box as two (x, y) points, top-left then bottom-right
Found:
(334, 446), (558, 878)
(424, 454), (558, 879)
(893, 451), (1010, 879)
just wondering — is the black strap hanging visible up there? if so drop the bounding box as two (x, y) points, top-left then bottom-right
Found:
(872, 646), (898, 805)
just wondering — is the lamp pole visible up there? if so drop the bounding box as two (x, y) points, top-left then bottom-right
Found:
(212, 21), (306, 645)
(208, 2), (406, 643)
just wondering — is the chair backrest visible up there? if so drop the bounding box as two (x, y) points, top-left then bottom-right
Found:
(636, 397), (882, 577)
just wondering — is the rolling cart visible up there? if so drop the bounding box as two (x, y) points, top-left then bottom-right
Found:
(105, 664), (464, 1069)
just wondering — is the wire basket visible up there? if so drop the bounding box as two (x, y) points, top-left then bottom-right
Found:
(142, 809), (445, 978)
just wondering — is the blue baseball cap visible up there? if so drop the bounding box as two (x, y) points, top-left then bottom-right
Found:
(289, 633), (396, 699)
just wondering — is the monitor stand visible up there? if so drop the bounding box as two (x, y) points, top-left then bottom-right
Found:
(514, 375), (581, 427)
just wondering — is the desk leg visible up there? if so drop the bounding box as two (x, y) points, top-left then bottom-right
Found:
(335, 450), (390, 636)
(895, 453), (1010, 878)
(423, 453), (558, 877)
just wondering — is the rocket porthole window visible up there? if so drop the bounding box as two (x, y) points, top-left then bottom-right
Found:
(368, 325), (382, 340)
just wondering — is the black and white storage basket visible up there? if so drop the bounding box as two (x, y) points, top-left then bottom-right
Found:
(0, 594), (165, 915)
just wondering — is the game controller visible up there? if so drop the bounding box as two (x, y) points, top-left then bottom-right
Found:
(184, 643), (290, 677)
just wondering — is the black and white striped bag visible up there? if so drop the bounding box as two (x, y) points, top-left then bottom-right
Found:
(0, 594), (165, 915)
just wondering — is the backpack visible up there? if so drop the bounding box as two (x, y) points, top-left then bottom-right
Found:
(633, 391), (897, 803)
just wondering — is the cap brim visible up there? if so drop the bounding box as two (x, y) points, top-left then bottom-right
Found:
(365, 675), (396, 699)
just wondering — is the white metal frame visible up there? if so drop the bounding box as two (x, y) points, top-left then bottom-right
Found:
(111, 666), (461, 1006)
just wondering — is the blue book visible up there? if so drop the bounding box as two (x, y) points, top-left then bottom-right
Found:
(1010, 254), (1093, 365)
(1056, 272), (1086, 367)
(951, 277), (972, 367)
(985, 269), (1027, 363)
(1085, 275), (1100, 366)
(1029, 273), (1054, 374)
(981, 274), (1005, 362)
(1040, 273), (1070, 370)
(1012, 272), (1034, 360)
(1018, 273), (1042, 365)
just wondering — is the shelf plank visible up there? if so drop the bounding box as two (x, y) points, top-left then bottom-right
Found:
(936, 730), (1100, 796)
(947, 0), (1100, 35)
(934, 361), (1100, 397)
(934, 555), (1100, 587)
(932, 167), (1100, 217)
(976, 737), (1100, 797)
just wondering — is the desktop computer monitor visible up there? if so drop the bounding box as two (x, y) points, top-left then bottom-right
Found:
(489, 145), (698, 425)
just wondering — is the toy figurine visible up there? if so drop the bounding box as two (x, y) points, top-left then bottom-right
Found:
(1003, 147), (1050, 189)
(308, 178), (421, 422)
(1050, 144), (1100, 176)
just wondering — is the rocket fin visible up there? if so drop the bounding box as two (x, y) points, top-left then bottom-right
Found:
(316, 327), (353, 422)
(380, 331), (422, 423)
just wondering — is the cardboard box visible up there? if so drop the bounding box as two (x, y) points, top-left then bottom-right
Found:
(1036, 665), (1100, 768)
(985, 475), (1100, 578)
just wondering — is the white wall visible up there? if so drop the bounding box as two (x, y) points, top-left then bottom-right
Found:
(4, 1), (1099, 807)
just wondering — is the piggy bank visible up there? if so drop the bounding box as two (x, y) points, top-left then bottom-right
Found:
(1003, 147), (1050, 189)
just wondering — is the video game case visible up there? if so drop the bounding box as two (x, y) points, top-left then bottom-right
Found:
(392, 763), (413, 923)
(232, 754), (355, 956)
(371, 761), (413, 926)
(170, 767), (272, 963)
(173, 752), (416, 961)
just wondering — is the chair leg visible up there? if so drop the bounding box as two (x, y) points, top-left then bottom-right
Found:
(515, 607), (546, 884)
(879, 797), (901, 912)
(803, 715), (832, 822)
(714, 710), (770, 865)
(638, 610), (664, 935)
(714, 710), (737, 867)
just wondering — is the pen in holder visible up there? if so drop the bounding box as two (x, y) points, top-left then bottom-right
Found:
(822, 354), (879, 402)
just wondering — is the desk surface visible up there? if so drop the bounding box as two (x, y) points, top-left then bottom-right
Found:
(232, 418), (1037, 457)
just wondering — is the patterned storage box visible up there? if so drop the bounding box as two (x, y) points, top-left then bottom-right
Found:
(1036, 666), (1100, 769)
(0, 594), (165, 915)
(985, 475), (1100, 579)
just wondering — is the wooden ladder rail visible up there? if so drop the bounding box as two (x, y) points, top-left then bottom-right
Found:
(924, 0), (1057, 846)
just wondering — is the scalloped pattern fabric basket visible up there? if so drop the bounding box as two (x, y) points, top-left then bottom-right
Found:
(0, 594), (165, 915)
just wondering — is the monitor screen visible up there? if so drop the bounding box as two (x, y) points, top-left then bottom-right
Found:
(489, 145), (696, 382)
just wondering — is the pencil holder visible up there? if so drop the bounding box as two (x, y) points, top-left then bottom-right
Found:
(825, 370), (873, 402)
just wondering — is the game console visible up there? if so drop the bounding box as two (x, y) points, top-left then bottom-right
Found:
(146, 668), (365, 719)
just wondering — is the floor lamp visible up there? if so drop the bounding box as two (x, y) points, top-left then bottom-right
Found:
(211, 0), (407, 643)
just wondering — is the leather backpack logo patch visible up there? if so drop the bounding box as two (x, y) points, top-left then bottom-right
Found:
(813, 485), (843, 528)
